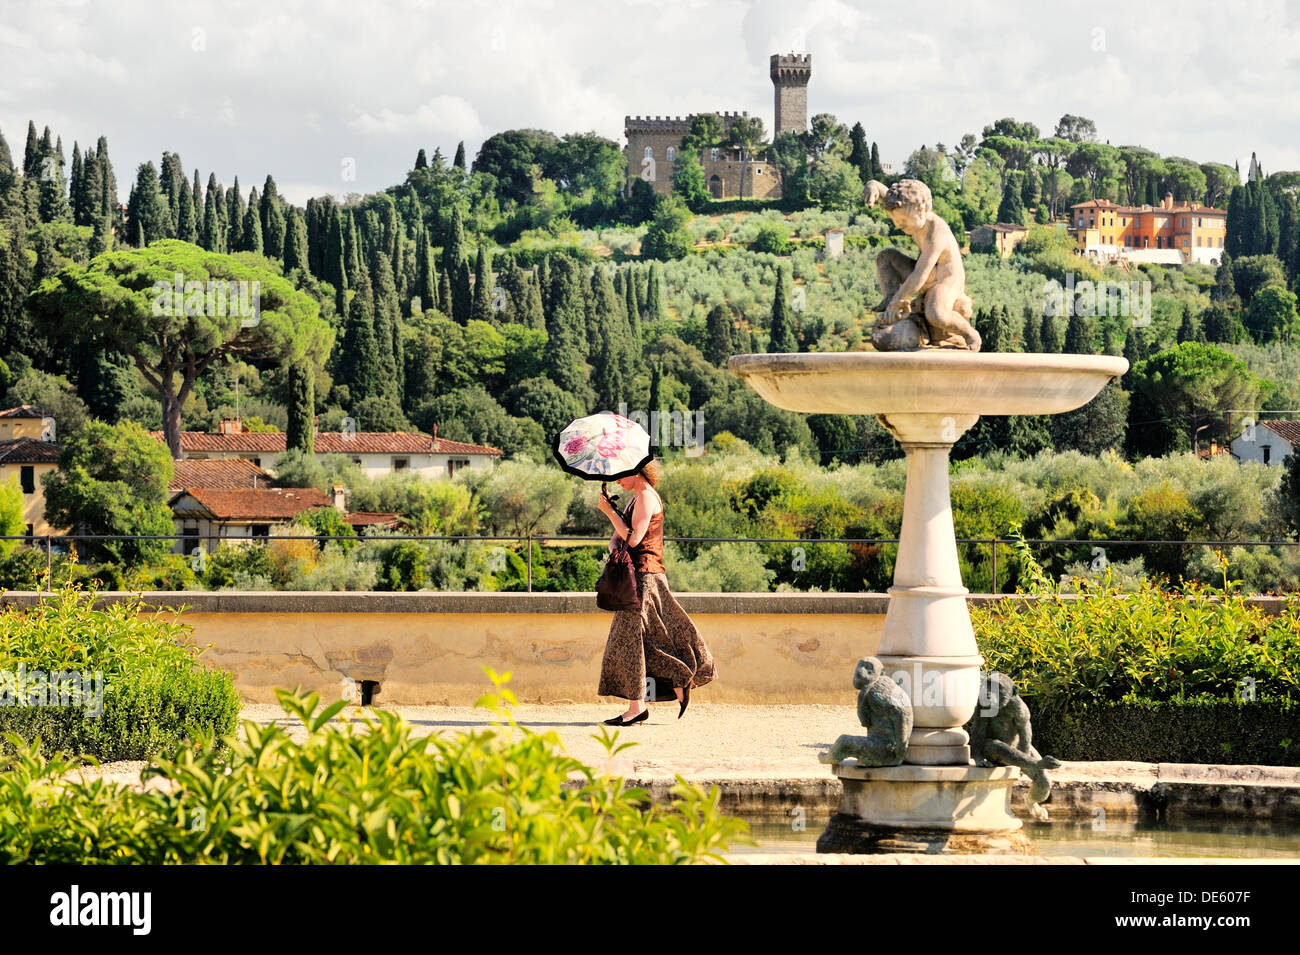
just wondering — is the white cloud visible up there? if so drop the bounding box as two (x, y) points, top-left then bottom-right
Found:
(0, 0), (1296, 204)
(348, 94), (485, 139)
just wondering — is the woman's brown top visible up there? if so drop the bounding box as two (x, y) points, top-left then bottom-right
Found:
(622, 495), (665, 574)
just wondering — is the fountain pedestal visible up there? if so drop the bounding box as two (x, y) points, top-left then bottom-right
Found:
(729, 351), (1127, 854)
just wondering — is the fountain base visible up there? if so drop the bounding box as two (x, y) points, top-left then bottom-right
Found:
(816, 763), (1032, 854)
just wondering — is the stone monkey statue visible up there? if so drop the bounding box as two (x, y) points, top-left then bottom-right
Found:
(971, 671), (1061, 820)
(827, 656), (913, 767)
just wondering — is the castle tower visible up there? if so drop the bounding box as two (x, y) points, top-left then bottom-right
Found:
(770, 53), (811, 136)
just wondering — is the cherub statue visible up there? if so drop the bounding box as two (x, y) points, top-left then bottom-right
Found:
(825, 656), (912, 767)
(970, 672), (1061, 820)
(863, 178), (980, 352)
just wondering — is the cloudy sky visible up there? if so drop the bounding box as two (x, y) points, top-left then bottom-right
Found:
(3, 0), (1298, 204)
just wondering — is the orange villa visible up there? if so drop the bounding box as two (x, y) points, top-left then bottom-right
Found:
(1069, 192), (1227, 266)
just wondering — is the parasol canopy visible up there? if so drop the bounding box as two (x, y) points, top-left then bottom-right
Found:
(552, 412), (653, 481)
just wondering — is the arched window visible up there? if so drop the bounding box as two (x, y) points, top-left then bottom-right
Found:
(666, 146), (675, 162)
(643, 146), (653, 159)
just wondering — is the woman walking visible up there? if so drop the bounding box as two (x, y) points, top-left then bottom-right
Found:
(596, 459), (715, 725)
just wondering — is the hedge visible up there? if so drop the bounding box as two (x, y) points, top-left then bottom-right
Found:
(1023, 697), (1300, 766)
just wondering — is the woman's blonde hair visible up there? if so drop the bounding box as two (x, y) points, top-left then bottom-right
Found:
(639, 459), (663, 487)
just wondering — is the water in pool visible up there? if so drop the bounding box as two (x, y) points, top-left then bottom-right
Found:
(734, 814), (1300, 859)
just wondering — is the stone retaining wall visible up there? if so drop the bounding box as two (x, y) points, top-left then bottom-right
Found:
(0, 592), (1288, 706)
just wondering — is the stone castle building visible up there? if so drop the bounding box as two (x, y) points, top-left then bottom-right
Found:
(624, 53), (812, 200)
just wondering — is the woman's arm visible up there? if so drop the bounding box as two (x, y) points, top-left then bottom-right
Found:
(598, 492), (653, 547)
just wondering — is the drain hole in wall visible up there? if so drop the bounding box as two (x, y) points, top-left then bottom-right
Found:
(359, 681), (380, 706)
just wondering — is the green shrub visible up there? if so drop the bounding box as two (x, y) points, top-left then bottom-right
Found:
(0, 674), (749, 864)
(0, 586), (240, 760)
(1026, 697), (1299, 765)
(377, 540), (431, 591)
(204, 544), (276, 589)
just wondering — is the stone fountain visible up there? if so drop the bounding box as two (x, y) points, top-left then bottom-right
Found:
(728, 179), (1127, 853)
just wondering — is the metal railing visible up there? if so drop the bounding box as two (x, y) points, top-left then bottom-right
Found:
(7, 532), (1300, 594)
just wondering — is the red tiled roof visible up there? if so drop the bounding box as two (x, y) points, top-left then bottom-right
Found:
(170, 487), (334, 521)
(152, 430), (503, 456)
(0, 405), (46, 419)
(1261, 420), (1300, 445)
(0, 437), (60, 463)
(169, 458), (270, 490)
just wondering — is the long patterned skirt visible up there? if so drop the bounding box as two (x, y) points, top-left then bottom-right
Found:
(597, 572), (716, 701)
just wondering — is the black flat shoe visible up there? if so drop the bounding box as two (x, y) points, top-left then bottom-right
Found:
(678, 685), (691, 719)
(604, 710), (649, 726)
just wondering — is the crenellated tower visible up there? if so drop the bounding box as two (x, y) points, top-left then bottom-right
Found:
(770, 53), (812, 136)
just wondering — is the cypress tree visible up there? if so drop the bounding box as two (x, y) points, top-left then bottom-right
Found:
(705, 303), (736, 365)
(471, 244), (495, 323)
(870, 142), (881, 180)
(226, 178), (244, 252)
(95, 136), (117, 220)
(415, 224), (436, 313)
(343, 211), (361, 287)
(283, 206), (309, 272)
(1064, 313), (1093, 355)
(453, 141), (466, 170)
(339, 264), (378, 402)
(997, 176), (1025, 225)
(286, 361), (316, 455)
(261, 175), (286, 258)
(176, 174), (198, 243)
(1213, 252), (1236, 302)
(1121, 328), (1146, 389)
(644, 263), (665, 321)
(624, 270), (641, 326)
(1177, 305), (1199, 343)
(768, 268), (797, 353)
(1022, 307), (1042, 352)
(126, 162), (164, 245)
(371, 250), (403, 403)
(69, 142), (82, 218)
(437, 266), (453, 317)
(0, 124), (11, 177)
(454, 259), (473, 324)
(37, 136), (69, 223)
(1040, 313), (1063, 352)
(537, 256), (552, 315)
(324, 207), (347, 318)
(443, 205), (466, 270)
(22, 121), (39, 177)
(592, 268), (631, 410)
(75, 145), (102, 227)
(201, 174), (220, 251)
(982, 304), (1013, 352)
(242, 188), (262, 253)
(543, 255), (592, 397)
(191, 169), (202, 222)
(414, 148), (428, 170)
(88, 209), (112, 257)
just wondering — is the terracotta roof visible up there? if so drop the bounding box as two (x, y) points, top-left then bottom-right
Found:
(169, 458), (270, 490)
(170, 487), (334, 521)
(1261, 420), (1300, 445)
(0, 405), (47, 419)
(1070, 198), (1226, 216)
(152, 430), (503, 456)
(0, 437), (60, 464)
(986, 222), (1029, 233)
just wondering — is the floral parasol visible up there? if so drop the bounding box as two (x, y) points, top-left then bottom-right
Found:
(552, 412), (653, 481)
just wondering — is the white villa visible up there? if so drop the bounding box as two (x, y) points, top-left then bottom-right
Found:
(153, 419), (503, 480)
(1230, 420), (1300, 467)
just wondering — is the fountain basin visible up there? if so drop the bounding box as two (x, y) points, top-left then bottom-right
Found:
(728, 351), (1128, 417)
(729, 348), (1128, 852)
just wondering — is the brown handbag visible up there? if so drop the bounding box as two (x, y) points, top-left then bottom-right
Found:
(596, 540), (641, 612)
